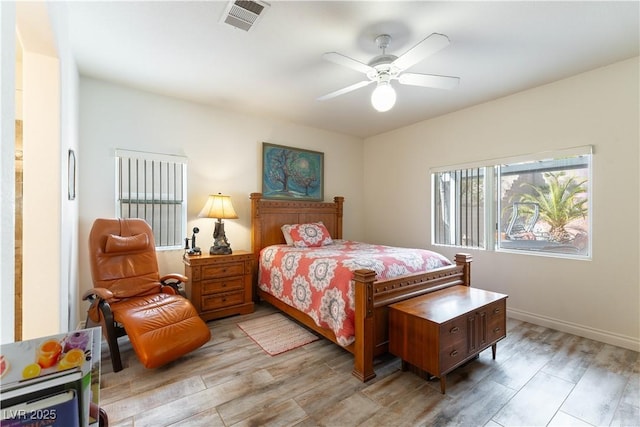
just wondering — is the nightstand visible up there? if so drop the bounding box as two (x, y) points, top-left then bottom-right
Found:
(182, 250), (254, 321)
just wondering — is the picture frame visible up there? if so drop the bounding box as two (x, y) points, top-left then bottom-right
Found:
(262, 143), (324, 201)
(68, 149), (76, 200)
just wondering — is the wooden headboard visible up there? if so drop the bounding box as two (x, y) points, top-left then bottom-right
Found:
(250, 192), (344, 259)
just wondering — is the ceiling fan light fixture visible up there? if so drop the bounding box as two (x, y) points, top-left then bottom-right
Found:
(371, 81), (396, 112)
(319, 32), (458, 111)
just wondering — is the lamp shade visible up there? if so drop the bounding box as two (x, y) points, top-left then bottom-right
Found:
(197, 193), (238, 220)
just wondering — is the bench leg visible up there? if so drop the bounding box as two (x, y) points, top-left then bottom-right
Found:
(492, 343), (497, 360)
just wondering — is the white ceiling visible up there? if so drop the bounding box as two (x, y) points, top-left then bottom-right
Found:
(65, 1), (639, 138)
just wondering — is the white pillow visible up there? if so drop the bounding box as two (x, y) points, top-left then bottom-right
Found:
(281, 224), (294, 245)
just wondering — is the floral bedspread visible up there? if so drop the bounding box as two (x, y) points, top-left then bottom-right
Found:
(258, 240), (452, 346)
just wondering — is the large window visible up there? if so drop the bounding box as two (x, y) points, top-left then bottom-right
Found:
(432, 147), (591, 258)
(115, 150), (187, 249)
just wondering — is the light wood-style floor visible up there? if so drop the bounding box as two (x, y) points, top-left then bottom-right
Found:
(99, 303), (639, 427)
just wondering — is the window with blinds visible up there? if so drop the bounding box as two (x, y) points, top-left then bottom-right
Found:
(115, 150), (187, 249)
(431, 146), (592, 259)
(432, 168), (485, 248)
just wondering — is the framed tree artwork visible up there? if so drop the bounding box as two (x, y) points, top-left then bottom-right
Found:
(262, 143), (324, 201)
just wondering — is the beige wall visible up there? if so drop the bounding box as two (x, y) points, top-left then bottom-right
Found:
(363, 57), (640, 350)
(78, 77), (365, 323)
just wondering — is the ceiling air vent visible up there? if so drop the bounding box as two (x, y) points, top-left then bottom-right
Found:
(221, 0), (270, 31)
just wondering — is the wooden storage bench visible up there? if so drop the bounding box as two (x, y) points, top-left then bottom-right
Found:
(389, 285), (507, 394)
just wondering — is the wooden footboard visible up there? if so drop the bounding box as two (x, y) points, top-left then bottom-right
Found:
(351, 253), (472, 381)
(250, 192), (472, 381)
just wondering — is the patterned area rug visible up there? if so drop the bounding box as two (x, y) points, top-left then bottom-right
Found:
(237, 313), (319, 356)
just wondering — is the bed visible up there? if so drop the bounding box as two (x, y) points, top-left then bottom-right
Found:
(250, 192), (472, 381)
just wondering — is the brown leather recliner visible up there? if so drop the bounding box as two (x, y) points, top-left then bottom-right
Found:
(83, 218), (211, 372)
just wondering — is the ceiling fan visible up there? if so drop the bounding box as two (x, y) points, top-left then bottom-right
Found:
(317, 33), (460, 112)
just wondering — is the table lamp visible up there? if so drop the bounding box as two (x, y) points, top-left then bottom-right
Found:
(197, 193), (238, 255)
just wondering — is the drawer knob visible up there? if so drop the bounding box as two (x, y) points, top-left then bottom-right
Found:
(493, 308), (501, 314)
(450, 326), (460, 334)
(493, 327), (501, 333)
(450, 350), (458, 357)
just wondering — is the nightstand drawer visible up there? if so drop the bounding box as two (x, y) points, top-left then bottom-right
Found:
(201, 262), (244, 279)
(202, 290), (245, 310)
(201, 277), (244, 295)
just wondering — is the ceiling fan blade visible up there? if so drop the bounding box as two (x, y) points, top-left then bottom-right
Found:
(323, 52), (374, 75)
(392, 33), (450, 71)
(398, 73), (460, 90)
(317, 80), (373, 101)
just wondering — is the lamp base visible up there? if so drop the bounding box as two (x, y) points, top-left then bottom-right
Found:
(209, 219), (233, 255)
(210, 245), (232, 255)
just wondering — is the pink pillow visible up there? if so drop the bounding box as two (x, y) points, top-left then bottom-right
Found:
(286, 222), (333, 247)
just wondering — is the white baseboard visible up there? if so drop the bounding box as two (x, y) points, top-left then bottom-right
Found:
(507, 308), (640, 352)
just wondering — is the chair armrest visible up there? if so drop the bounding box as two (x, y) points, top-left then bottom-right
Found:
(82, 287), (114, 301)
(82, 288), (115, 324)
(160, 274), (188, 297)
(160, 273), (188, 284)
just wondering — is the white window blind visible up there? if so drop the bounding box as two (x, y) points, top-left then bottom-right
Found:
(115, 150), (187, 249)
(432, 167), (485, 249)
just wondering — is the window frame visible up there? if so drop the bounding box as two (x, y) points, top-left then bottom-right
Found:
(115, 149), (188, 251)
(431, 146), (592, 260)
(431, 167), (486, 249)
